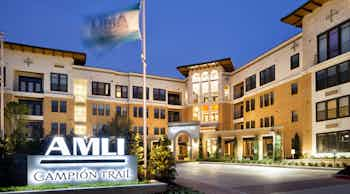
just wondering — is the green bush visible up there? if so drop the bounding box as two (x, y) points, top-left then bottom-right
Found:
(149, 135), (176, 183)
(300, 162), (305, 166)
(327, 163), (333, 168)
(307, 162), (313, 166)
(342, 162), (348, 167)
(336, 163), (341, 168)
(320, 162), (326, 167)
(314, 162), (319, 167)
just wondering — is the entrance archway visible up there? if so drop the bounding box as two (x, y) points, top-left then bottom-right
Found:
(175, 132), (192, 160)
(168, 122), (200, 161)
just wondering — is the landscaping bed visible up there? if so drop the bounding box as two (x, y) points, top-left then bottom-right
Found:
(199, 158), (349, 169)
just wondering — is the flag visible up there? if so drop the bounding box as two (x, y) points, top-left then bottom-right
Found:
(83, 2), (141, 49)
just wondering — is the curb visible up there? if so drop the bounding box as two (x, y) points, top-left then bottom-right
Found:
(197, 161), (342, 171)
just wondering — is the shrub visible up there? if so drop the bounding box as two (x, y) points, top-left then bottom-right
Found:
(300, 162), (305, 166)
(308, 162), (313, 166)
(149, 135), (176, 183)
(342, 162), (348, 167)
(320, 162), (326, 167)
(327, 163), (333, 168)
(336, 163), (341, 168)
(314, 162), (319, 167)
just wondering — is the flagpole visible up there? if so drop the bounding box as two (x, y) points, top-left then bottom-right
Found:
(0, 32), (4, 140)
(141, 0), (148, 179)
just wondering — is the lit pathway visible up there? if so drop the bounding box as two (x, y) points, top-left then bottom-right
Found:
(175, 162), (350, 194)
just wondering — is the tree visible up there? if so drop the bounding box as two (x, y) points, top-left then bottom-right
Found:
(3, 102), (29, 155)
(292, 133), (301, 159)
(108, 114), (133, 154)
(215, 136), (222, 159)
(197, 137), (203, 160)
(130, 132), (145, 180)
(149, 135), (176, 183)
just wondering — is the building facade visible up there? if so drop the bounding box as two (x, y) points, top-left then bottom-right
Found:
(1, 0), (350, 160)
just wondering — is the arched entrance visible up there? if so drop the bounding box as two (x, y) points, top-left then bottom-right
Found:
(175, 132), (192, 160)
(168, 122), (200, 161)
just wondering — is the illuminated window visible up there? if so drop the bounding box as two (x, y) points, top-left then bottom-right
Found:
(193, 106), (200, 121)
(192, 83), (200, 103)
(201, 71), (209, 81)
(201, 105), (209, 122)
(75, 125), (87, 136)
(75, 105), (87, 122)
(192, 73), (200, 82)
(210, 70), (219, 80)
(224, 86), (230, 100)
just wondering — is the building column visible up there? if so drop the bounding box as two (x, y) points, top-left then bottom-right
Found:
(237, 137), (243, 160)
(258, 135), (263, 160)
(191, 138), (199, 160)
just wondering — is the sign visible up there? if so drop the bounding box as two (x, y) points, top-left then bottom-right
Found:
(27, 137), (137, 185)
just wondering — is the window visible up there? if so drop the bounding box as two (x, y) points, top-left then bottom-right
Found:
(329, 28), (340, 58)
(19, 76), (43, 93)
(251, 99), (255, 111)
(233, 103), (244, 119)
(160, 109), (166, 119)
(233, 83), (244, 99)
(291, 111), (298, 122)
(51, 122), (58, 135)
(160, 128), (165, 135)
(260, 65), (275, 86)
(60, 101), (67, 113)
(327, 99), (337, 119)
(234, 122), (244, 130)
(245, 99), (255, 112)
(168, 111), (180, 122)
(341, 22), (350, 54)
(317, 130), (350, 153)
(318, 33), (328, 62)
(316, 95), (350, 121)
(153, 88), (166, 101)
(154, 128), (159, 135)
(260, 92), (274, 108)
(19, 100), (43, 116)
(132, 86), (149, 99)
(168, 93), (181, 105)
(92, 81), (110, 96)
(246, 122), (250, 129)
(116, 106), (128, 117)
(316, 102), (326, 121)
(115, 85), (128, 98)
(51, 101), (59, 112)
(246, 101), (250, 112)
(51, 100), (66, 113)
(318, 20), (350, 63)
(133, 107), (138, 117)
(339, 96), (349, 117)
(261, 116), (274, 127)
(105, 104), (110, 116)
(138, 107), (143, 117)
(291, 83), (298, 95)
(51, 73), (68, 92)
(316, 61), (350, 91)
(264, 94), (269, 107)
(60, 123), (67, 135)
(245, 75), (256, 92)
(93, 104), (97, 115)
(290, 53), (300, 70)
(154, 108), (159, 119)
(98, 104), (104, 116)
(251, 120), (255, 128)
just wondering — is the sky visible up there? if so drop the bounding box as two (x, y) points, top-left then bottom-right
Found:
(0, 0), (306, 78)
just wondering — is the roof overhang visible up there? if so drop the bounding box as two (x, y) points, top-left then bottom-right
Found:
(281, 0), (330, 28)
(177, 57), (234, 77)
(4, 41), (86, 66)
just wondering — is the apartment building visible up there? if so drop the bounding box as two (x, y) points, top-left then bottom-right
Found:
(1, 0), (349, 160)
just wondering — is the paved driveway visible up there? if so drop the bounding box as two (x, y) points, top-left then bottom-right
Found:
(175, 162), (350, 194)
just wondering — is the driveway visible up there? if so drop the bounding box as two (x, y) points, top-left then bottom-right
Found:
(175, 162), (350, 194)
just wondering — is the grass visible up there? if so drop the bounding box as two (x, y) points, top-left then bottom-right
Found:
(0, 181), (147, 192)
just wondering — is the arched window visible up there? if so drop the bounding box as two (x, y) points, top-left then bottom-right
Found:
(192, 73), (200, 82)
(201, 71), (209, 81)
(210, 70), (219, 80)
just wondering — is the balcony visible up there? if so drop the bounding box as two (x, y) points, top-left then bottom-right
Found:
(18, 99), (43, 116)
(233, 83), (244, 100)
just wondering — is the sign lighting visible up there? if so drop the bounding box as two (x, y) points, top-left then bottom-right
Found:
(27, 137), (136, 185)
